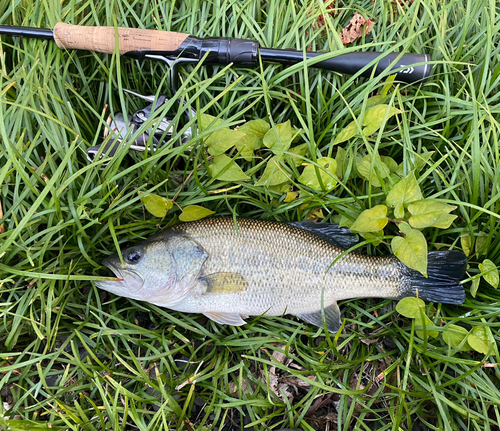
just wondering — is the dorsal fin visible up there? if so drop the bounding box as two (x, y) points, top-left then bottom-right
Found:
(288, 221), (358, 250)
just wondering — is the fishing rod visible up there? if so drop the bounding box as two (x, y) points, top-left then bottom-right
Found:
(0, 23), (431, 163)
(0, 23), (431, 91)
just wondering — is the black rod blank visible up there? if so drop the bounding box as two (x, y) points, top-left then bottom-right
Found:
(259, 48), (431, 83)
(0, 25), (54, 40)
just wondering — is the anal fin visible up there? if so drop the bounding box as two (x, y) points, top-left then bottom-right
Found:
(204, 311), (247, 326)
(295, 302), (341, 333)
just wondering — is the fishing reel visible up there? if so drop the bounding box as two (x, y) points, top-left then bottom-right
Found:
(87, 89), (196, 164)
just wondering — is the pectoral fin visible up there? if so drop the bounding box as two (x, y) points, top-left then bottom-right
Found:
(200, 272), (248, 294)
(295, 302), (342, 333)
(204, 311), (247, 326)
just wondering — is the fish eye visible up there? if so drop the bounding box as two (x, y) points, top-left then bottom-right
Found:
(126, 250), (141, 264)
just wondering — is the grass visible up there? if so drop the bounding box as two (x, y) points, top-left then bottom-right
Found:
(1, 0), (500, 430)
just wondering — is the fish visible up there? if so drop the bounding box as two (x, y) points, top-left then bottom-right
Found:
(95, 217), (466, 332)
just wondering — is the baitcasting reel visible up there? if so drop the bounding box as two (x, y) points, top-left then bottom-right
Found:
(87, 89), (196, 163)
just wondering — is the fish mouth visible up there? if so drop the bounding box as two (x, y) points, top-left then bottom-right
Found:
(95, 257), (145, 294)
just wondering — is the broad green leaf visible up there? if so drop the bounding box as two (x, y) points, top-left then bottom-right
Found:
(292, 126), (304, 143)
(386, 172), (423, 219)
(141, 194), (173, 218)
(394, 203), (405, 220)
(390, 173), (402, 185)
(395, 163), (405, 177)
(255, 156), (289, 187)
(467, 326), (494, 355)
(470, 277), (480, 298)
(267, 185), (283, 193)
(263, 120), (293, 154)
(366, 94), (385, 107)
(2, 420), (59, 430)
(287, 143), (309, 167)
(359, 230), (384, 246)
(442, 324), (471, 351)
(396, 297), (437, 338)
(237, 145), (253, 162)
(298, 157), (338, 192)
(238, 119), (270, 139)
(356, 154), (391, 187)
(460, 234), (471, 257)
(284, 191), (299, 202)
(391, 222), (427, 276)
(409, 212), (457, 229)
(280, 183), (292, 193)
(179, 205), (215, 222)
(208, 154), (249, 181)
(407, 201), (458, 229)
(350, 205), (388, 233)
(333, 120), (357, 145)
(380, 156), (398, 173)
(381, 74), (396, 97)
(415, 314), (438, 339)
(407, 201), (456, 216)
(396, 297), (426, 318)
(199, 114), (225, 132)
(479, 259), (499, 288)
(235, 133), (261, 161)
(335, 147), (347, 178)
(399, 221), (413, 236)
(361, 104), (402, 136)
(206, 128), (246, 156)
(412, 151), (434, 172)
(475, 232), (488, 255)
(338, 215), (353, 228)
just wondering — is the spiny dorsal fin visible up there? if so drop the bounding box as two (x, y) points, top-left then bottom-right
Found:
(200, 272), (248, 294)
(295, 302), (342, 333)
(288, 221), (358, 250)
(204, 311), (246, 326)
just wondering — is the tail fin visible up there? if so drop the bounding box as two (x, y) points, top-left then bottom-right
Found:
(408, 251), (467, 304)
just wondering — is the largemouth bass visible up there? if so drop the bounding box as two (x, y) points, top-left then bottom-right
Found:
(95, 217), (466, 332)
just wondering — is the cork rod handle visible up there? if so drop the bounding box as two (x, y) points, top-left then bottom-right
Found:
(53, 22), (190, 55)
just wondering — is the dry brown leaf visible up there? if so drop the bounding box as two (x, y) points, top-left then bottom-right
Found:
(262, 365), (295, 403)
(360, 337), (379, 345)
(306, 208), (325, 221)
(392, 0), (415, 17)
(271, 344), (289, 364)
(315, 0), (340, 28)
(280, 375), (316, 389)
(228, 379), (255, 395)
(305, 392), (340, 416)
(259, 344), (300, 403)
(339, 13), (375, 44)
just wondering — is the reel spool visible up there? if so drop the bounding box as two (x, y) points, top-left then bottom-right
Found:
(87, 90), (196, 164)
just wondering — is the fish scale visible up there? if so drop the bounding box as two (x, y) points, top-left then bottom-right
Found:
(96, 217), (466, 332)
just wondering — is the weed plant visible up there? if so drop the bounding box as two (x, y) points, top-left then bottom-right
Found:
(0, 0), (499, 430)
